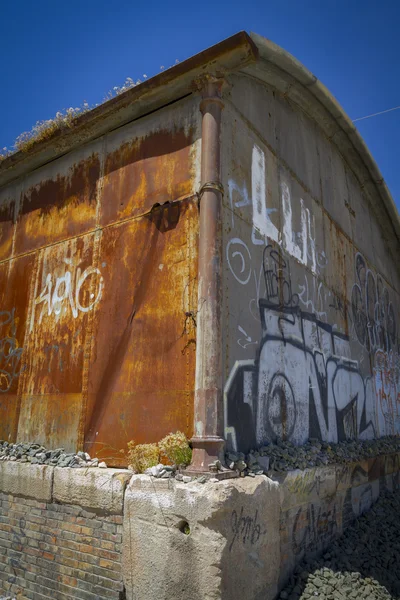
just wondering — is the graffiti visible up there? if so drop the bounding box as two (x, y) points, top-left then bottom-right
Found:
(228, 145), (324, 275)
(0, 309), (23, 393)
(351, 253), (397, 352)
(263, 245), (299, 309)
(237, 326), (258, 349)
(225, 244), (380, 452)
(226, 238), (252, 286)
(291, 501), (338, 556)
(286, 470), (323, 499)
(33, 258), (104, 326)
(374, 349), (400, 435)
(225, 140), (399, 452)
(229, 506), (266, 552)
(298, 274), (327, 321)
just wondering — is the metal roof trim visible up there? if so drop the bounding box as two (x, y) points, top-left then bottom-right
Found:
(0, 31), (258, 189)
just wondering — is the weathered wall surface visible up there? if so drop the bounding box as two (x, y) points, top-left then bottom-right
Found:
(0, 463), (130, 600)
(275, 451), (400, 587)
(222, 73), (400, 452)
(0, 457), (399, 600)
(0, 96), (200, 465)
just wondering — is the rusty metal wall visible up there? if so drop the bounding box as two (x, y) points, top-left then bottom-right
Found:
(222, 74), (400, 452)
(0, 96), (201, 465)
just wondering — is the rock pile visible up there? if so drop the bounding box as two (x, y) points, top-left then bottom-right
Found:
(226, 436), (400, 476)
(280, 490), (400, 600)
(0, 441), (107, 469)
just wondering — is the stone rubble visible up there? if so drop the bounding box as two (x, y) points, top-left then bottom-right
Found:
(226, 435), (400, 477)
(3, 436), (400, 482)
(280, 490), (400, 600)
(0, 441), (107, 469)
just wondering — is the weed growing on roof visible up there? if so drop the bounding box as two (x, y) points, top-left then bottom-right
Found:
(1, 60), (180, 158)
(13, 102), (92, 153)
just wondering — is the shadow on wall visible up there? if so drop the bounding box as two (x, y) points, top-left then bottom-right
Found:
(225, 244), (400, 454)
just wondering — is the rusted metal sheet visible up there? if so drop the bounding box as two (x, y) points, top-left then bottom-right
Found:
(101, 128), (196, 225)
(15, 151), (100, 255)
(85, 199), (198, 464)
(0, 103), (199, 466)
(0, 254), (35, 441)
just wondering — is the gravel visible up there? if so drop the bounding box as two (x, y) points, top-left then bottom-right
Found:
(0, 441), (107, 469)
(226, 436), (400, 476)
(279, 490), (400, 600)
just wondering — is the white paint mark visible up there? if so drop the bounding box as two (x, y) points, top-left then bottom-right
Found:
(251, 145), (279, 244)
(226, 238), (252, 285)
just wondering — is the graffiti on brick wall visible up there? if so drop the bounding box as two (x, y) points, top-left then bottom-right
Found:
(0, 309), (23, 393)
(224, 143), (399, 452)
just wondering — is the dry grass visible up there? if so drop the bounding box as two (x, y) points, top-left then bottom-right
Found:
(158, 431), (192, 466)
(127, 441), (159, 474)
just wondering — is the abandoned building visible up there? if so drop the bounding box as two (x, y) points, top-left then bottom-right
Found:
(0, 31), (399, 600)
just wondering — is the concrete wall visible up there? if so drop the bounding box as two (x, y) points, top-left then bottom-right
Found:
(1, 455), (399, 600)
(222, 73), (400, 452)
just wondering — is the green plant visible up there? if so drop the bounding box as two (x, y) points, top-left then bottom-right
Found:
(158, 431), (192, 466)
(127, 440), (159, 474)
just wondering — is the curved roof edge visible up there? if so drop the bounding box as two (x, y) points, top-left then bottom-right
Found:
(247, 32), (400, 247)
(0, 30), (398, 248)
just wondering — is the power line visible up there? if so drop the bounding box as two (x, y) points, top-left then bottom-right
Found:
(353, 105), (400, 122)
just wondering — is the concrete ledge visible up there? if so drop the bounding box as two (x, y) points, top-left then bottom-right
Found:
(123, 474), (280, 600)
(53, 467), (132, 514)
(0, 461), (53, 502)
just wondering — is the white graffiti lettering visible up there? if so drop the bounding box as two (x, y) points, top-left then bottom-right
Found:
(34, 260), (104, 327)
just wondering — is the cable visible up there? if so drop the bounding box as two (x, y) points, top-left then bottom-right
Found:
(353, 105), (400, 122)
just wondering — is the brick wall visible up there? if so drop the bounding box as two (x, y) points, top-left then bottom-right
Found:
(0, 493), (124, 600)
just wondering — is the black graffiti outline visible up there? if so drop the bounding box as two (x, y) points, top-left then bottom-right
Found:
(263, 244), (299, 309)
(225, 300), (376, 451)
(351, 253), (397, 353)
(0, 309), (24, 393)
(229, 506), (265, 552)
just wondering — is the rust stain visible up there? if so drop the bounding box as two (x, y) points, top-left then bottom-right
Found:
(0, 120), (198, 465)
(0, 254), (35, 442)
(15, 154), (100, 255)
(84, 199), (198, 465)
(0, 198), (15, 261)
(101, 128), (195, 226)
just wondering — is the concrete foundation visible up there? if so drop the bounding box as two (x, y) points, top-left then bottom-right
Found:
(0, 455), (399, 599)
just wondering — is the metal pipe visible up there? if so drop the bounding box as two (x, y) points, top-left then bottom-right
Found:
(189, 75), (226, 473)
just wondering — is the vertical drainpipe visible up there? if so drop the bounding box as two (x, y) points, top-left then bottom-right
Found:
(189, 74), (226, 474)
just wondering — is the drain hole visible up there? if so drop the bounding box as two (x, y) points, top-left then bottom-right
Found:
(119, 586), (127, 600)
(177, 520), (190, 535)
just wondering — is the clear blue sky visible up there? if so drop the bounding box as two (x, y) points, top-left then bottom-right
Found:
(1, 0), (399, 210)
